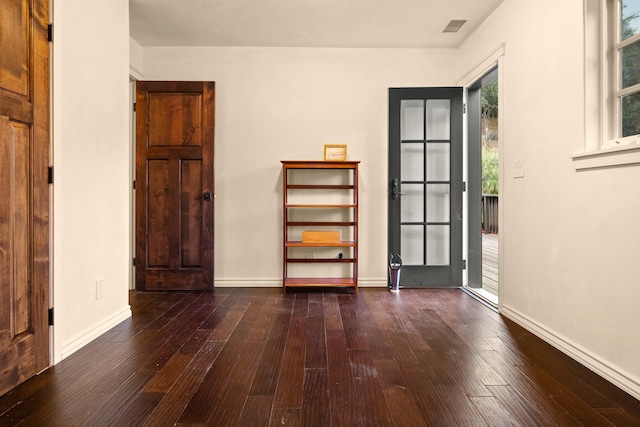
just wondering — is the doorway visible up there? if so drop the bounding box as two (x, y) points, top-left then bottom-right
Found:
(388, 87), (464, 287)
(466, 67), (499, 304)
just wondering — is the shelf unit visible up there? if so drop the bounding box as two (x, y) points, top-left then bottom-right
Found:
(282, 160), (359, 293)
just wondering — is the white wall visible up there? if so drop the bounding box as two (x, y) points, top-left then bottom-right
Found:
(53, 0), (131, 362)
(129, 37), (144, 79)
(458, 0), (640, 398)
(140, 47), (458, 287)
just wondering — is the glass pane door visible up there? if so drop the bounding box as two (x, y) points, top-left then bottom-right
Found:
(389, 88), (463, 287)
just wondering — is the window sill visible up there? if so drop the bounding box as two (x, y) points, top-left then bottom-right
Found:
(572, 143), (640, 170)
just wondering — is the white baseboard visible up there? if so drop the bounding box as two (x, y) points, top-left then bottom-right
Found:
(59, 305), (132, 361)
(356, 278), (387, 288)
(501, 304), (640, 401)
(214, 279), (281, 287)
(214, 278), (387, 288)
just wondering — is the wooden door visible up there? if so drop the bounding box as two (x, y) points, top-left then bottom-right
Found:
(0, 0), (50, 396)
(135, 82), (215, 290)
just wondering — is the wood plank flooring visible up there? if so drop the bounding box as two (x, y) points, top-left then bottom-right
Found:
(482, 233), (499, 297)
(1, 288), (639, 426)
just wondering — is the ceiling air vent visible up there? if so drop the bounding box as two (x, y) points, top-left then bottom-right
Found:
(443, 20), (467, 33)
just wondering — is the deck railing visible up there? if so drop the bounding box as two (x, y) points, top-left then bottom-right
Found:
(482, 194), (499, 234)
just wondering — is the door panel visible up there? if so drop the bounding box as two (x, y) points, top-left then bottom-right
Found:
(136, 81), (215, 291)
(0, 0), (50, 397)
(181, 160), (203, 267)
(0, 1), (29, 96)
(389, 87), (463, 287)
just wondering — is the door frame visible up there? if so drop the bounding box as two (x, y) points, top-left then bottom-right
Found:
(466, 67), (499, 290)
(129, 78), (136, 291)
(459, 45), (505, 307)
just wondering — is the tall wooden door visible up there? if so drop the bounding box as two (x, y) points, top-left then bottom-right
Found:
(135, 81), (215, 290)
(0, 0), (50, 396)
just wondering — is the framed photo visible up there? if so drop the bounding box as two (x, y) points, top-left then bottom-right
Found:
(324, 144), (347, 161)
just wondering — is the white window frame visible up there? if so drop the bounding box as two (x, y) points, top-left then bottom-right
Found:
(575, 0), (640, 170)
(604, 0), (640, 148)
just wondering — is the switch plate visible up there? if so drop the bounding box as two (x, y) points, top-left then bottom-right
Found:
(514, 159), (524, 178)
(96, 279), (104, 300)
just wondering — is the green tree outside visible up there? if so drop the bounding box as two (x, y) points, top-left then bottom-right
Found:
(481, 81), (498, 195)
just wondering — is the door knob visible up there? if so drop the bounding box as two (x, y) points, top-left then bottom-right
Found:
(202, 191), (212, 201)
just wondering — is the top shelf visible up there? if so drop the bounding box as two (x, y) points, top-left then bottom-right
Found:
(281, 160), (360, 169)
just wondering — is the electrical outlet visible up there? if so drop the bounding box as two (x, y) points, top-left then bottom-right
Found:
(96, 279), (104, 300)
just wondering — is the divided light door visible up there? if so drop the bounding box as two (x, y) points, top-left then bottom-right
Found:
(0, 0), (50, 396)
(388, 87), (463, 288)
(135, 81), (215, 291)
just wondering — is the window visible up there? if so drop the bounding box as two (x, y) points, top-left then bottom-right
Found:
(576, 0), (640, 169)
(607, 0), (640, 145)
(593, 0), (640, 148)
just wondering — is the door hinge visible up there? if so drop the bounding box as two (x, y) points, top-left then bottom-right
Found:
(463, 103), (467, 114)
(48, 308), (54, 326)
(132, 258), (136, 267)
(133, 180), (136, 190)
(133, 102), (136, 112)
(463, 260), (467, 270)
(48, 24), (53, 42)
(48, 166), (54, 184)
(463, 182), (466, 191)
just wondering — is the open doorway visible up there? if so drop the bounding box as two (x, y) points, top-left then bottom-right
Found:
(466, 67), (499, 305)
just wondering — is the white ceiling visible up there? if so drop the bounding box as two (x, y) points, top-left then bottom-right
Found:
(129, 0), (504, 48)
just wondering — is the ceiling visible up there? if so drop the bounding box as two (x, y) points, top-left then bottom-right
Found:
(129, 0), (504, 49)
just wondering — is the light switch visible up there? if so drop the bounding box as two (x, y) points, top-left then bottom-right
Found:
(514, 159), (524, 178)
(96, 278), (104, 300)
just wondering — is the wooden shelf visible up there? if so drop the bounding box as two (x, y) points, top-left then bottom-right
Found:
(286, 184), (355, 190)
(280, 160), (361, 169)
(287, 221), (355, 227)
(287, 258), (355, 263)
(285, 204), (357, 209)
(284, 278), (357, 287)
(285, 241), (355, 247)
(282, 160), (359, 294)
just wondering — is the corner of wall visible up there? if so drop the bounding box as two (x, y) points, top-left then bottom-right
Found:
(56, 305), (132, 363)
(129, 37), (144, 79)
(501, 304), (640, 401)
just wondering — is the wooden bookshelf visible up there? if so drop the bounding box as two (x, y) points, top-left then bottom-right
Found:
(281, 160), (359, 293)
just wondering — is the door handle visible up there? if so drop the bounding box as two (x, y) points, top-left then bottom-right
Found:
(202, 191), (213, 202)
(391, 178), (406, 199)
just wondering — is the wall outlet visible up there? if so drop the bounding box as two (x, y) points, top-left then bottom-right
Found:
(96, 278), (104, 300)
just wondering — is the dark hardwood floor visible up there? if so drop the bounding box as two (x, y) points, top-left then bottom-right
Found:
(1, 288), (639, 426)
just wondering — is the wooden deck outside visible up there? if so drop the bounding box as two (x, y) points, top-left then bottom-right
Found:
(482, 233), (499, 297)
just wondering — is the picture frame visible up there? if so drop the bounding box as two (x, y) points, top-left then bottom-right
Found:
(324, 144), (347, 161)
